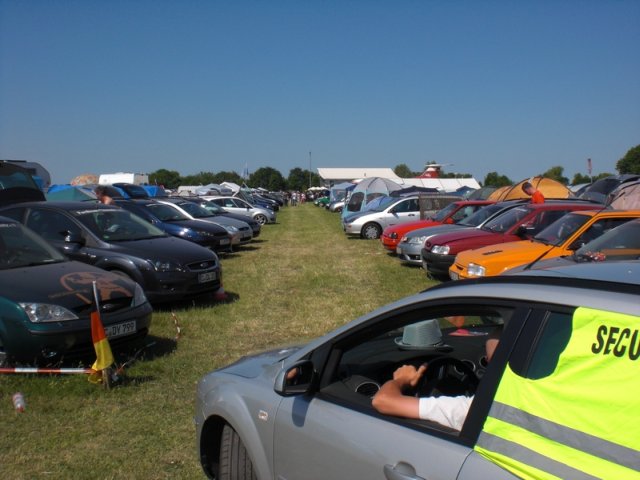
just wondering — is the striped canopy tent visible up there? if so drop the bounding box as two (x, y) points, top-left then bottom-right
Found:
(342, 177), (403, 218)
(487, 176), (573, 201)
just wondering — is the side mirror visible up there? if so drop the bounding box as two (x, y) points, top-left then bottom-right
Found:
(274, 360), (316, 396)
(444, 217), (454, 224)
(515, 225), (528, 238)
(64, 231), (85, 245)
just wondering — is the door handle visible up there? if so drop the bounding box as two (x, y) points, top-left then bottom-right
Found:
(383, 462), (426, 480)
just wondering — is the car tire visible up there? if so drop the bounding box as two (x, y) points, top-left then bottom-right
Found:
(254, 214), (268, 225)
(361, 222), (382, 239)
(219, 424), (257, 480)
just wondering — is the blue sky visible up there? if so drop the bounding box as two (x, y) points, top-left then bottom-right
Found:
(1, 1), (638, 185)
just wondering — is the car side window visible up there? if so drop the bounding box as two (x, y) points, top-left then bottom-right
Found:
(509, 310), (573, 380)
(575, 218), (633, 246)
(319, 304), (513, 435)
(26, 209), (80, 242)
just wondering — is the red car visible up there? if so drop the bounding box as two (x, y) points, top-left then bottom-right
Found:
(380, 200), (495, 252)
(421, 201), (598, 279)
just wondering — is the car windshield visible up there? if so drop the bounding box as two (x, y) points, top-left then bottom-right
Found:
(482, 206), (531, 233)
(430, 202), (460, 222)
(75, 208), (167, 241)
(365, 196), (397, 212)
(146, 203), (190, 221)
(0, 222), (66, 269)
(195, 200), (226, 214)
(458, 203), (502, 227)
(572, 219), (640, 262)
(533, 213), (590, 245)
(174, 201), (212, 219)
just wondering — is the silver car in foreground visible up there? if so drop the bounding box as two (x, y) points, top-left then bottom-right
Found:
(195, 262), (640, 479)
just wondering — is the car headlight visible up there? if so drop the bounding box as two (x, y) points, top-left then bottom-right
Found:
(467, 263), (486, 277)
(389, 232), (398, 239)
(430, 245), (450, 255)
(222, 225), (238, 234)
(149, 259), (183, 272)
(19, 303), (78, 323)
(408, 235), (428, 245)
(132, 283), (148, 307)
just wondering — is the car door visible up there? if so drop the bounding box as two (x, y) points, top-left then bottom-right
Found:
(273, 301), (521, 480)
(385, 198), (420, 228)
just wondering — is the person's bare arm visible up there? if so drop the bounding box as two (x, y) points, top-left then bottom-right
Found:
(372, 364), (427, 419)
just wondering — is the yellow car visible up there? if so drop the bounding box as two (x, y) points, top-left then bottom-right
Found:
(450, 209), (640, 279)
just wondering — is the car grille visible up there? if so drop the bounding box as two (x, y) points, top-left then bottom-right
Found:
(186, 259), (218, 272)
(73, 296), (134, 315)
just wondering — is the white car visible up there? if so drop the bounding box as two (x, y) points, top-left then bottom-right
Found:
(204, 196), (276, 225)
(342, 195), (458, 239)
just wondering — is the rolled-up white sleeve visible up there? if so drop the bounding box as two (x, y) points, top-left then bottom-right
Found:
(418, 395), (473, 431)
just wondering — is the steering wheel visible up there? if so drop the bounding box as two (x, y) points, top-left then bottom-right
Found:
(415, 356), (479, 397)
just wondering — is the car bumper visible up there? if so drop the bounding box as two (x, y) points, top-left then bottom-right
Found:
(143, 266), (222, 303)
(396, 242), (423, 265)
(380, 236), (399, 251)
(3, 302), (153, 363)
(421, 250), (457, 278)
(343, 223), (362, 236)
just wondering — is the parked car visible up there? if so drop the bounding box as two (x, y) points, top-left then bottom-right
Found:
(395, 201), (524, 266)
(173, 196), (261, 239)
(421, 201), (597, 279)
(114, 199), (238, 251)
(0, 216), (152, 365)
(503, 217), (640, 274)
(153, 198), (251, 246)
(0, 161), (46, 206)
(343, 195), (459, 239)
(451, 209), (640, 280)
(380, 200), (495, 252)
(0, 202), (222, 304)
(205, 196), (276, 225)
(328, 199), (345, 213)
(195, 262), (640, 480)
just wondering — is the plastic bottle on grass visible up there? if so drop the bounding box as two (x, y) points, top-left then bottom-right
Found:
(12, 392), (26, 412)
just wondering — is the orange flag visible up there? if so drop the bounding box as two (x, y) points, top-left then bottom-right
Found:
(89, 281), (114, 383)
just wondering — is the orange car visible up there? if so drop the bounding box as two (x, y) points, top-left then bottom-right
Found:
(379, 200), (494, 252)
(450, 209), (640, 280)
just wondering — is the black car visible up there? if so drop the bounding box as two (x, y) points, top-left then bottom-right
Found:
(0, 202), (222, 304)
(0, 216), (152, 365)
(114, 199), (235, 251)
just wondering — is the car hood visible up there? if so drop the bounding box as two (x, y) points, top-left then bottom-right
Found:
(425, 228), (503, 248)
(166, 218), (228, 233)
(218, 345), (304, 379)
(109, 236), (217, 262)
(0, 261), (135, 307)
(407, 224), (470, 239)
(456, 239), (555, 268)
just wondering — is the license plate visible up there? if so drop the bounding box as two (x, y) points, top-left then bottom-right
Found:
(105, 321), (136, 339)
(396, 246), (402, 254)
(220, 238), (230, 245)
(198, 271), (217, 283)
(450, 271), (459, 281)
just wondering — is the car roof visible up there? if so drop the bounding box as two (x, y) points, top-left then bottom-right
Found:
(506, 260), (640, 284)
(2, 200), (119, 211)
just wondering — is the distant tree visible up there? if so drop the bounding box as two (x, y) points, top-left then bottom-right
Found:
(181, 171), (218, 185)
(616, 144), (640, 174)
(286, 167), (321, 191)
(483, 171), (512, 187)
(149, 169), (182, 189)
(249, 167), (286, 191)
(212, 171), (244, 185)
(439, 171), (472, 178)
(541, 166), (569, 185)
(393, 163), (415, 178)
(571, 173), (592, 185)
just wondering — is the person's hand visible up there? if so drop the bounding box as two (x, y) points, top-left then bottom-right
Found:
(393, 364), (427, 388)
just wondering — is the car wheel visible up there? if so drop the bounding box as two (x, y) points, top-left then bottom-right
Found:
(254, 214), (268, 225)
(219, 424), (257, 480)
(361, 222), (382, 239)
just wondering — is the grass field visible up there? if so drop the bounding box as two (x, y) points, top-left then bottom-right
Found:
(0, 203), (437, 479)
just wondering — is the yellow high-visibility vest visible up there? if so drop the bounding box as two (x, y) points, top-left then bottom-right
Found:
(475, 307), (640, 480)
